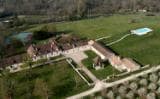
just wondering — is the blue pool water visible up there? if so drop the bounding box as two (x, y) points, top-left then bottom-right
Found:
(132, 28), (152, 35)
(135, 28), (151, 33)
(13, 32), (33, 43)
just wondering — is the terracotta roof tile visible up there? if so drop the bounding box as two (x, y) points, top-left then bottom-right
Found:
(0, 54), (25, 68)
(92, 41), (114, 59)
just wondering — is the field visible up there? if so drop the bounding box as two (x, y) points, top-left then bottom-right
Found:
(26, 14), (160, 66)
(82, 50), (120, 80)
(0, 14), (159, 98)
(0, 60), (89, 99)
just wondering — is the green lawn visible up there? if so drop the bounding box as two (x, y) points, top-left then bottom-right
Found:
(0, 60), (89, 99)
(109, 31), (160, 65)
(82, 50), (97, 70)
(25, 14), (160, 65)
(82, 50), (120, 80)
(56, 14), (160, 65)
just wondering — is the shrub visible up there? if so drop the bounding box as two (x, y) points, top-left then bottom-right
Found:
(146, 13), (155, 16)
(10, 38), (24, 48)
(33, 30), (52, 40)
(33, 25), (57, 40)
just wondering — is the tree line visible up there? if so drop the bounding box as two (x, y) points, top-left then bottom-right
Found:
(0, 0), (160, 19)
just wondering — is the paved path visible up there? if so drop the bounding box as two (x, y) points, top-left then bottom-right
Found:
(65, 51), (99, 83)
(95, 36), (111, 41)
(106, 34), (132, 46)
(67, 65), (160, 99)
(65, 51), (88, 63)
(9, 57), (67, 73)
(66, 59), (92, 86)
(79, 63), (99, 83)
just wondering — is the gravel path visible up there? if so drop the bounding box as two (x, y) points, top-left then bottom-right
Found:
(67, 65), (160, 99)
(106, 34), (132, 46)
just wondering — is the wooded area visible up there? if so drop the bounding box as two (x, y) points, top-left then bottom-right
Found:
(0, 0), (160, 58)
(0, 0), (160, 19)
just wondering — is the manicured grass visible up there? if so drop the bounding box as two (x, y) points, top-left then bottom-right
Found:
(0, 60), (89, 99)
(82, 50), (120, 80)
(110, 31), (160, 65)
(25, 14), (160, 66)
(55, 14), (160, 39)
(82, 50), (97, 70)
(91, 64), (120, 80)
(55, 14), (160, 65)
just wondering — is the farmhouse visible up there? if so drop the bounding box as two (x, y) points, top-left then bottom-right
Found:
(0, 35), (140, 72)
(27, 36), (89, 61)
(0, 54), (25, 70)
(0, 35), (89, 70)
(109, 55), (140, 72)
(27, 40), (59, 59)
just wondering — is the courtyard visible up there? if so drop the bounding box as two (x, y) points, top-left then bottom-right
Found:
(82, 50), (121, 80)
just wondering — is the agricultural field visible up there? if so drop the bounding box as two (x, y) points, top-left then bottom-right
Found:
(82, 50), (120, 80)
(26, 14), (160, 66)
(84, 69), (160, 99)
(0, 60), (90, 99)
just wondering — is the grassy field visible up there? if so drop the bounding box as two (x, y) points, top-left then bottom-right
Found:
(0, 60), (89, 99)
(82, 50), (120, 80)
(57, 14), (160, 65)
(3, 13), (159, 98)
(26, 14), (160, 66)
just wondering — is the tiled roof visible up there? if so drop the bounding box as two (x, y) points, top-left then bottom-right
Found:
(60, 43), (73, 51)
(92, 41), (114, 59)
(122, 58), (140, 70)
(36, 43), (52, 55)
(75, 40), (88, 47)
(89, 40), (140, 71)
(0, 54), (25, 68)
(1, 37), (88, 68)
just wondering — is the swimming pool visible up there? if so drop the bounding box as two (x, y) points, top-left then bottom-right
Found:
(131, 28), (153, 36)
(136, 28), (152, 33)
(13, 32), (33, 43)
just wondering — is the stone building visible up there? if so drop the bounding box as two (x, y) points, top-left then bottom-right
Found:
(88, 40), (140, 72)
(93, 56), (104, 70)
